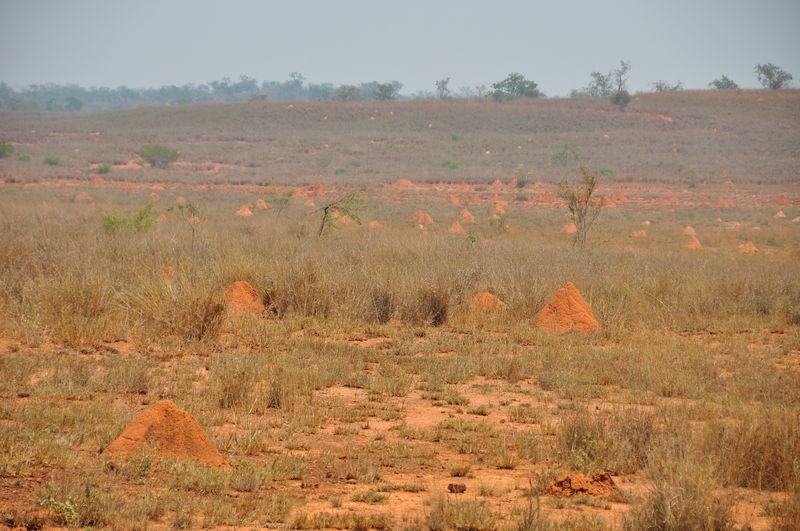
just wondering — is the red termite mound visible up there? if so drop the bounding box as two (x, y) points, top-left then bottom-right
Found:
(530, 282), (599, 334)
(104, 400), (230, 469)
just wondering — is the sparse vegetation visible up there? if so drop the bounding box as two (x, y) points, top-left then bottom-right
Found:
(557, 167), (603, 249)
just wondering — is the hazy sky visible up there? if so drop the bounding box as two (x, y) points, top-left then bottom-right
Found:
(1, 0), (799, 96)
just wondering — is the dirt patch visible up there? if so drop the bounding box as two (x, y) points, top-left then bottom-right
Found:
(530, 282), (599, 334)
(546, 472), (615, 497)
(224, 281), (265, 315)
(395, 178), (413, 187)
(103, 400), (230, 468)
(682, 226), (696, 236)
(560, 222), (577, 234)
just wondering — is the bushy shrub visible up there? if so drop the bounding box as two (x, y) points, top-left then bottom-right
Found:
(43, 156), (60, 166)
(139, 144), (179, 168)
(0, 141), (14, 158)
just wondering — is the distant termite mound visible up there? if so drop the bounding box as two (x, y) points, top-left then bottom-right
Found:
(738, 241), (759, 254)
(560, 222), (577, 234)
(103, 400), (230, 469)
(224, 281), (264, 315)
(685, 235), (702, 250)
(448, 221), (466, 234)
(682, 226), (696, 236)
(235, 204), (253, 217)
(411, 210), (433, 225)
(530, 282), (599, 334)
(468, 292), (508, 316)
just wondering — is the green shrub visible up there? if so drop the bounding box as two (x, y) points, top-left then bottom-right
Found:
(139, 144), (179, 168)
(43, 156), (60, 166)
(17, 153), (32, 162)
(101, 213), (128, 235)
(92, 163), (111, 174)
(442, 159), (461, 169)
(0, 141), (14, 158)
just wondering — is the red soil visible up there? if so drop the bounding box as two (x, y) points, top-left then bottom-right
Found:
(682, 226), (696, 236)
(255, 199), (268, 209)
(530, 282), (599, 334)
(103, 400), (230, 469)
(395, 178), (413, 187)
(224, 281), (265, 315)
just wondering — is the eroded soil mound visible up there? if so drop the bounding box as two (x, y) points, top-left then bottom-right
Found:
(682, 226), (696, 236)
(104, 400), (230, 468)
(546, 472), (615, 497)
(224, 281), (265, 315)
(530, 282), (599, 334)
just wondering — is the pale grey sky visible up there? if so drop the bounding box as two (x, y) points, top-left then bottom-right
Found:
(1, 0), (798, 96)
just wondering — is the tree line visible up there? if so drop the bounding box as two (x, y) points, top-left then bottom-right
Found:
(0, 62), (792, 112)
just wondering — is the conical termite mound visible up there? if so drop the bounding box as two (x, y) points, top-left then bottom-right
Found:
(103, 400), (230, 469)
(530, 282), (599, 334)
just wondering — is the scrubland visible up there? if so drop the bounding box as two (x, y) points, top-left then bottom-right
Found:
(0, 91), (799, 529)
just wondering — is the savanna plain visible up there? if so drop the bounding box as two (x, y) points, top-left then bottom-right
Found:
(0, 90), (799, 530)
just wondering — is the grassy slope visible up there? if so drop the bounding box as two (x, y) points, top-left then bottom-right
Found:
(1, 89), (799, 185)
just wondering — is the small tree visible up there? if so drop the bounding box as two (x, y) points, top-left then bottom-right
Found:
(168, 202), (202, 257)
(435, 78), (451, 99)
(316, 190), (365, 236)
(708, 75), (739, 89)
(491, 73), (543, 101)
(375, 81), (402, 101)
(140, 144), (179, 168)
(557, 167), (604, 249)
(610, 60), (632, 111)
(754, 63), (792, 90)
(584, 71), (613, 97)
